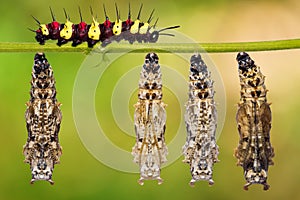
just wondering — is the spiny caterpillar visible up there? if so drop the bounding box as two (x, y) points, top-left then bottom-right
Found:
(132, 52), (168, 185)
(235, 52), (274, 190)
(23, 52), (62, 184)
(29, 4), (180, 48)
(182, 54), (219, 186)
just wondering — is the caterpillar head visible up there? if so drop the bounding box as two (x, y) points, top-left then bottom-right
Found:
(30, 16), (49, 45)
(149, 25), (180, 43)
(149, 31), (159, 43)
(33, 29), (47, 45)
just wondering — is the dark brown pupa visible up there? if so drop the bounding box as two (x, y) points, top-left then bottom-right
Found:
(235, 52), (274, 190)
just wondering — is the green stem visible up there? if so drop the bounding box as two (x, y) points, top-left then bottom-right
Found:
(1, 39), (300, 53)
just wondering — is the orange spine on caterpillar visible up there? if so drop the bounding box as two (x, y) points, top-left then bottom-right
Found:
(29, 4), (180, 48)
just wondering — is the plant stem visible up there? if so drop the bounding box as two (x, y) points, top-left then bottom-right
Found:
(1, 39), (300, 53)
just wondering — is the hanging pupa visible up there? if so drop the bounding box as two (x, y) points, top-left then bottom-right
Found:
(182, 54), (219, 186)
(234, 52), (274, 190)
(132, 52), (168, 185)
(23, 52), (62, 184)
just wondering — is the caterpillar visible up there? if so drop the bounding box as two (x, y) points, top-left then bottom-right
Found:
(23, 52), (62, 184)
(182, 54), (219, 186)
(235, 52), (274, 190)
(29, 4), (180, 48)
(132, 52), (168, 185)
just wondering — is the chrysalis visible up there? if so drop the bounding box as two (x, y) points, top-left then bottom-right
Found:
(182, 54), (219, 186)
(132, 52), (167, 185)
(235, 52), (274, 190)
(23, 52), (62, 184)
